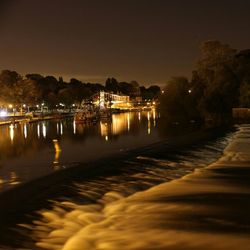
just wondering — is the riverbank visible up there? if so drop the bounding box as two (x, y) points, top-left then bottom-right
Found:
(0, 113), (74, 126)
(0, 107), (152, 126)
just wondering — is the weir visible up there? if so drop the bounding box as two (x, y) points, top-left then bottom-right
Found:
(0, 124), (234, 249)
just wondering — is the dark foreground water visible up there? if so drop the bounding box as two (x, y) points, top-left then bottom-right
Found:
(0, 111), (239, 249)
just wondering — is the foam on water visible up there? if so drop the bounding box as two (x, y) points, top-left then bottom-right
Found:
(10, 130), (237, 250)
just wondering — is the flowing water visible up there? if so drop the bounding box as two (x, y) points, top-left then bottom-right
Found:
(0, 111), (239, 249)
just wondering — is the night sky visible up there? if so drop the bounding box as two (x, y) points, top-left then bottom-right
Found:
(1, 0), (250, 85)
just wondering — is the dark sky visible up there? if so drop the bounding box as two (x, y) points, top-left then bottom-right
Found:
(1, 0), (250, 85)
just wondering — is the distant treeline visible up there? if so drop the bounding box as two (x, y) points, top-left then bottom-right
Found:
(160, 40), (250, 124)
(0, 72), (161, 108)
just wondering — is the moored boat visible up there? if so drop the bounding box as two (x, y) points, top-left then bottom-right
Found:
(74, 110), (97, 123)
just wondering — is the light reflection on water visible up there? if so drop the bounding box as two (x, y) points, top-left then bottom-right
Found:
(23, 123), (28, 139)
(9, 124), (14, 142)
(42, 122), (47, 138)
(0, 111), (160, 190)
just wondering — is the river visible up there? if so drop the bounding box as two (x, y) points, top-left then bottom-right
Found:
(0, 111), (161, 191)
(0, 111), (244, 250)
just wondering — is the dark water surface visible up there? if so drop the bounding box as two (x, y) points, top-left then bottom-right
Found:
(0, 111), (161, 191)
(0, 111), (238, 249)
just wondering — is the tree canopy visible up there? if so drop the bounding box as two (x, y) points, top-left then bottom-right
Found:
(0, 70), (160, 108)
(160, 40), (250, 124)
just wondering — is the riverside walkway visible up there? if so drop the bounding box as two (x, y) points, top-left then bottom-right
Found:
(0, 113), (73, 126)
